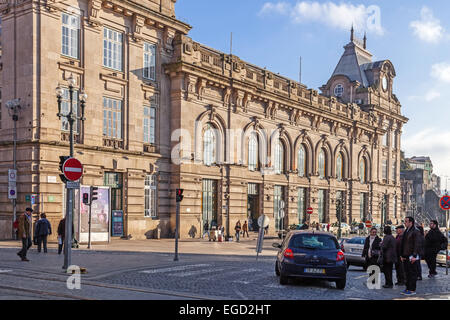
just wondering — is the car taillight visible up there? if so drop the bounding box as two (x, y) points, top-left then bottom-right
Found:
(284, 248), (294, 259)
(337, 250), (345, 262)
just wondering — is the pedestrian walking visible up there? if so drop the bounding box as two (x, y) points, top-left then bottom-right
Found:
(395, 225), (406, 285)
(235, 220), (242, 242)
(425, 220), (445, 278)
(202, 221), (210, 240)
(400, 216), (422, 296)
(242, 221), (249, 238)
(416, 225), (425, 280)
(35, 213), (52, 253)
(57, 217), (65, 255)
(381, 226), (397, 288)
(17, 208), (33, 261)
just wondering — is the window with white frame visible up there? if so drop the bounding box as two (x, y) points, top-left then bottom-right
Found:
(336, 153), (343, 181)
(248, 133), (258, 171)
(383, 131), (389, 146)
(103, 28), (123, 71)
(203, 126), (215, 166)
(334, 84), (344, 97)
(61, 88), (79, 133)
(103, 97), (122, 139)
(274, 140), (284, 174)
(143, 42), (156, 80)
(143, 105), (156, 144)
(298, 145), (306, 177)
(392, 161), (397, 182)
(144, 175), (157, 218)
(319, 149), (326, 179)
(318, 190), (326, 223)
(62, 13), (79, 59)
(360, 158), (366, 184)
(382, 159), (388, 180)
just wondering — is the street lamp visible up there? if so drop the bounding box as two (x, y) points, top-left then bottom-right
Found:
(336, 199), (342, 239)
(56, 74), (87, 270)
(6, 98), (22, 239)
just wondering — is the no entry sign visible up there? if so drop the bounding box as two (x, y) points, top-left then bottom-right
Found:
(365, 220), (373, 228)
(307, 207), (313, 215)
(63, 158), (83, 181)
(440, 195), (450, 211)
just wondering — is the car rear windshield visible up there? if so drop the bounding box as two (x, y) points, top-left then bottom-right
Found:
(290, 234), (339, 250)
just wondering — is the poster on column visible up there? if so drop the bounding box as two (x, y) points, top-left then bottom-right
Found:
(78, 186), (111, 244)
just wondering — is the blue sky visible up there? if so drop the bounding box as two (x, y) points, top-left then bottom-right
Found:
(176, 0), (450, 188)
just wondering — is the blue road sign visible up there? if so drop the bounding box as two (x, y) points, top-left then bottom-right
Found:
(440, 195), (450, 211)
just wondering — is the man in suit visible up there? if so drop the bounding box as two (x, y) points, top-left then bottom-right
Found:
(17, 208), (33, 261)
(400, 216), (422, 296)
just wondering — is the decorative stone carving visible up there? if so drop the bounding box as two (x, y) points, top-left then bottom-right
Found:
(88, 0), (102, 27)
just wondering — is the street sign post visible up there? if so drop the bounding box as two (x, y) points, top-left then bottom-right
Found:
(256, 215), (269, 260)
(63, 158), (83, 182)
(440, 195), (450, 276)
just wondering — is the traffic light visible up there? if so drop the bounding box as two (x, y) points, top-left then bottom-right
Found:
(176, 189), (184, 202)
(82, 193), (90, 205)
(59, 156), (70, 183)
(90, 186), (99, 204)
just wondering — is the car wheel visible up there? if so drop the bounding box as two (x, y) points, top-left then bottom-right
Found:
(275, 262), (280, 276)
(336, 278), (346, 290)
(280, 273), (289, 285)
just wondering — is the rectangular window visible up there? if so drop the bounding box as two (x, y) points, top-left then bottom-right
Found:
(202, 179), (218, 226)
(61, 89), (79, 133)
(62, 13), (79, 59)
(103, 97), (122, 139)
(382, 160), (388, 180)
(143, 105), (156, 144)
(318, 190), (325, 224)
(143, 42), (156, 80)
(298, 188), (306, 224)
(383, 131), (388, 147)
(145, 175), (157, 218)
(392, 161), (397, 183)
(103, 28), (123, 71)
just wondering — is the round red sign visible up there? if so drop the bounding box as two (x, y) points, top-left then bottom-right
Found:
(307, 207), (313, 215)
(439, 195), (450, 211)
(365, 220), (372, 228)
(63, 158), (83, 181)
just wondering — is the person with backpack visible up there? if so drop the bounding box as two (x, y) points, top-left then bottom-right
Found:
(17, 208), (33, 261)
(35, 213), (52, 253)
(425, 220), (447, 278)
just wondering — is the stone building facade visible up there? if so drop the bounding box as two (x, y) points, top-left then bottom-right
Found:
(0, 0), (408, 241)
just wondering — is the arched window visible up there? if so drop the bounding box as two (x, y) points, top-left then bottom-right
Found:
(274, 140), (284, 174)
(360, 158), (366, 184)
(203, 126), (215, 166)
(336, 153), (343, 181)
(298, 145), (306, 177)
(248, 133), (258, 171)
(318, 149), (326, 179)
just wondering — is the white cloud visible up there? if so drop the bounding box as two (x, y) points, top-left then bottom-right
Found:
(424, 90), (441, 102)
(403, 129), (450, 178)
(410, 6), (445, 44)
(259, 1), (384, 35)
(431, 62), (450, 83)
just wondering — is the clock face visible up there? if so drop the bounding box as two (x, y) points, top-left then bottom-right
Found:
(382, 76), (388, 91)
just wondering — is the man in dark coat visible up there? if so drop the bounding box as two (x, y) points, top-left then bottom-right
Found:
(425, 220), (445, 277)
(57, 217), (66, 255)
(395, 225), (406, 285)
(381, 226), (397, 288)
(17, 208), (33, 261)
(400, 216), (422, 296)
(35, 213), (52, 253)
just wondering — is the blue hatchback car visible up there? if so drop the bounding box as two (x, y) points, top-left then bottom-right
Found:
(273, 231), (347, 289)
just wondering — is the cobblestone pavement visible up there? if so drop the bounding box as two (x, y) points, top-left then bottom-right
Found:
(1, 239), (449, 300)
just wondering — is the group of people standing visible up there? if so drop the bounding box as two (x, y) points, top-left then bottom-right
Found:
(15, 208), (69, 261)
(363, 216), (448, 296)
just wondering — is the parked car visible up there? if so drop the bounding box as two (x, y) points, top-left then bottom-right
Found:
(273, 231), (347, 289)
(340, 237), (367, 270)
(330, 223), (351, 236)
(437, 250), (450, 267)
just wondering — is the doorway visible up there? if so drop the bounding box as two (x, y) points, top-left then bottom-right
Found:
(247, 183), (260, 231)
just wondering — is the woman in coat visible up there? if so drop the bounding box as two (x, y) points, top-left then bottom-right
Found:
(362, 227), (382, 267)
(381, 226), (397, 288)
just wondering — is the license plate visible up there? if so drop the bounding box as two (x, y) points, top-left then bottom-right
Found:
(305, 268), (325, 274)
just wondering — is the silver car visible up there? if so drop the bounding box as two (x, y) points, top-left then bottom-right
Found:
(341, 237), (367, 270)
(437, 250), (450, 267)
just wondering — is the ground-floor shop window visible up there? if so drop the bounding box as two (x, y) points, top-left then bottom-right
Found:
(145, 175), (157, 218)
